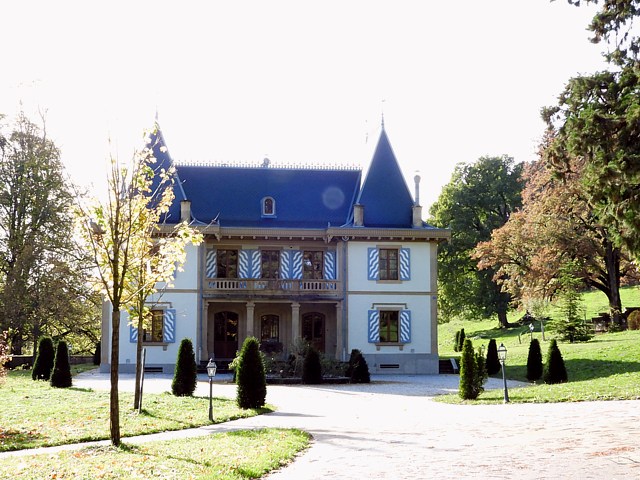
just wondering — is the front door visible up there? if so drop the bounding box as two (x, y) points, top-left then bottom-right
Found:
(214, 311), (238, 359)
(302, 312), (325, 353)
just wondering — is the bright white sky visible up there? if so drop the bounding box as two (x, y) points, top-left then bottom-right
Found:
(1, 1), (608, 211)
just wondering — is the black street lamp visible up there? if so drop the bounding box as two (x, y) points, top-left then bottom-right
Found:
(497, 343), (510, 404)
(207, 358), (217, 422)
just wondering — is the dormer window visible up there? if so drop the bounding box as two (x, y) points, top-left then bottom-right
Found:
(262, 196), (276, 217)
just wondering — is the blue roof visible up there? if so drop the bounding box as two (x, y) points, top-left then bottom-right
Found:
(148, 122), (421, 230)
(356, 128), (415, 228)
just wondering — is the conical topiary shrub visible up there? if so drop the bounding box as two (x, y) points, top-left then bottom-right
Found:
(485, 339), (501, 375)
(302, 346), (323, 384)
(50, 341), (72, 388)
(32, 336), (55, 381)
(526, 338), (543, 382)
(347, 349), (370, 384)
(236, 337), (267, 409)
(453, 330), (461, 352)
(172, 338), (198, 396)
(543, 339), (568, 384)
(459, 338), (477, 400)
(457, 328), (466, 353)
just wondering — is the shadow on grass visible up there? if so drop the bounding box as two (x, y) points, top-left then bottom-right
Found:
(563, 358), (640, 382)
(0, 428), (45, 452)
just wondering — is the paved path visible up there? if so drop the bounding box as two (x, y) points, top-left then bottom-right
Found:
(4, 371), (640, 479)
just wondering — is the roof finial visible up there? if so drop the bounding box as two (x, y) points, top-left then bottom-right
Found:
(381, 98), (386, 129)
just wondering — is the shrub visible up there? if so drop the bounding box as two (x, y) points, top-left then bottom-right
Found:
(0, 331), (10, 386)
(457, 328), (466, 353)
(485, 339), (501, 375)
(526, 338), (543, 382)
(93, 341), (101, 366)
(32, 336), (55, 381)
(236, 337), (267, 409)
(544, 339), (568, 384)
(627, 310), (640, 330)
(302, 347), (323, 384)
(171, 338), (197, 396)
(348, 349), (370, 384)
(50, 341), (72, 388)
(453, 330), (461, 352)
(459, 339), (487, 400)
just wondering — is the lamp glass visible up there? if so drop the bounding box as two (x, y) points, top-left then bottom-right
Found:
(497, 343), (507, 362)
(206, 359), (217, 378)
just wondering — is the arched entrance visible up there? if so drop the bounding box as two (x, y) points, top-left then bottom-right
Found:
(302, 312), (325, 353)
(214, 311), (238, 359)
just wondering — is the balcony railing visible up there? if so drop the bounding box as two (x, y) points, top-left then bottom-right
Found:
(205, 278), (339, 293)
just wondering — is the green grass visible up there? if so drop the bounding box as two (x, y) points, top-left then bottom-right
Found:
(0, 429), (311, 480)
(438, 286), (640, 403)
(0, 369), (272, 452)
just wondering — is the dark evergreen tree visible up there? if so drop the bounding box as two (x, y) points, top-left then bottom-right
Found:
(349, 350), (370, 384)
(453, 330), (461, 352)
(171, 338), (197, 396)
(485, 338), (501, 375)
(50, 341), (72, 388)
(526, 338), (543, 382)
(457, 328), (466, 353)
(236, 337), (267, 409)
(32, 336), (55, 381)
(459, 339), (477, 400)
(543, 339), (568, 384)
(93, 341), (101, 366)
(302, 347), (323, 385)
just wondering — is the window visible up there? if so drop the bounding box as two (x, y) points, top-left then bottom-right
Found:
(379, 310), (399, 343)
(303, 251), (324, 279)
(143, 310), (164, 343)
(262, 197), (276, 217)
(261, 250), (280, 279)
(217, 249), (238, 278)
(379, 248), (399, 280)
(261, 314), (280, 341)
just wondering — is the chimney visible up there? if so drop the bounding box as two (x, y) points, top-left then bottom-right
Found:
(354, 204), (364, 227)
(412, 174), (422, 227)
(180, 200), (191, 222)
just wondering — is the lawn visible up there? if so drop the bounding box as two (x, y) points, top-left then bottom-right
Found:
(437, 286), (640, 403)
(0, 429), (311, 480)
(0, 369), (272, 452)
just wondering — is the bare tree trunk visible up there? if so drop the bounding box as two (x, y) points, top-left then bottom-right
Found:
(110, 308), (121, 446)
(134, 312), (143, 410)
(604, 240), (623, 325)
(497, 310), (510, 329)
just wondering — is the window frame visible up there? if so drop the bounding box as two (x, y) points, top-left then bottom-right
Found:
(378, 248), (399, 281)
(217, 249), (238, 278)
(143, 309), (165, 343)
(260, 314), (280, 342)
(378, 310), (400, 343)
(261, 196), (276, 217)
(302, 250), (324, 279)
(261, 249), (280, 279)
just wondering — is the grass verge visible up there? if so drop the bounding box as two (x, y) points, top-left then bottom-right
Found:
(0, 369), (271, 452)
(437, 287), (640, 404)
(0, 428), (311, 480)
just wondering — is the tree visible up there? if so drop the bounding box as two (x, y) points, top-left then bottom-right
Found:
(526, 338), (543, 382)
(0, 112), (93, 355)
(459, 339), (487, 400)
(485, 339), (501, 376)
(544, 339), (568, 384)
(302, 347), (322, 385)
(429, 156), (524, 327)
(32, 336), (55, 381)
(548, 263), (593, 342)
(50, 340), (72, 388)
(235, 337), (267, 409)
(172, 338), (198, 396)
(474, 156), (636, 323)
(457, 328), (466, 353)
(348, 350), (370, 384)
(0, 332), (10, 386)
(75, 129), (199, 446)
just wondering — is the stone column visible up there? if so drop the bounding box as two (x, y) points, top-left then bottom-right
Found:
(201, 301), (209, 361)
(246, 301), (255, 339)
(335, 301), (344, 361)
(291, 302), (300, 345)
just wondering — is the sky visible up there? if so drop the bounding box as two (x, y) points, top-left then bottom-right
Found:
(1, 1), (609, 212)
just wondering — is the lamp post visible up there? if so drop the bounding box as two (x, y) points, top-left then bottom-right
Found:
(207, 358), (217, 422)
(497, 343), (510, 404)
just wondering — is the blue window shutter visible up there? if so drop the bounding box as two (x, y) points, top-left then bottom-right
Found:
(163, 309), (176, 343)
(367, 310), (380, 343)
(130, 324), (138, 343)
(324, 251), (336, 280)
(205, 249), (217, 278)
(239, 250), (261, 278)
(280, 250), (291, 279)
(400, 248), (411, 281)
(367, 248), (379, 280)
(250, 250), (261, 278)
(400, 310), (411, 343)
(291, 251), (303, 279)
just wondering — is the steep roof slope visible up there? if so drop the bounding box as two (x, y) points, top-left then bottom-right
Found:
(356, 128), (415, 228)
